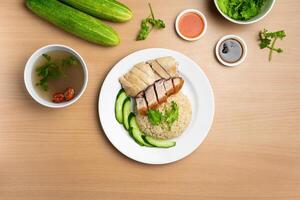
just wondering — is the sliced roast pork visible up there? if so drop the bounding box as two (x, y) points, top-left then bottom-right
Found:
(154, 79), (167, 103)
(164, 78), (175, 96)
(172, 77), (184, 93)
(147, 60), (170, 79)
(145, 85), (159, 110)
(155, 56), (178, 76)
(136, 97), (148, 115)
(136, 77), (184, 115)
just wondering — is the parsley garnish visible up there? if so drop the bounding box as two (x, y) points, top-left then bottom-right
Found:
(147, 101), (179, 130)
(35, 54), (78, 91)
(259, 29), (286, 61)
(136, 3), (165, 41)
(147, 109), (163, 125)
(164, 101), (179, 130)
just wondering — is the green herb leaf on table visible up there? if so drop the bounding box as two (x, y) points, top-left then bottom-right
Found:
(137, 3), (165, 41)
(259, 29), (286, 61)
(36, 54), (78, 91)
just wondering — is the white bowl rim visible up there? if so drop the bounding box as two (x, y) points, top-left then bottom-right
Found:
(175, 9), (208, 41)
(215, 34), (248, 67)
(24, 44), (88, 108)
(214, 0), (276, 25)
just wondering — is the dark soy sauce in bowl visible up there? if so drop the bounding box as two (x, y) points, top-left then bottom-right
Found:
(219, 39), (243, 63)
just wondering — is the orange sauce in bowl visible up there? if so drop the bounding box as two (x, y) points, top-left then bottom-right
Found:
(178, 12), (204, 39)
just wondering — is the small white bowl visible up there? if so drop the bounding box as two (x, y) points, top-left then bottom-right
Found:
(175, 9), (207, 41)
(215, 35), (247, 67)
(214, 0), (276, 25)
(24, 44), (88, 108)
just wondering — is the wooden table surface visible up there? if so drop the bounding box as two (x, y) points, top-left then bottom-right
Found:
(1, 0), (299, 199)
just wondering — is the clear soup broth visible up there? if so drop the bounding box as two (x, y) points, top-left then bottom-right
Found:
(32, 50), (84, 102)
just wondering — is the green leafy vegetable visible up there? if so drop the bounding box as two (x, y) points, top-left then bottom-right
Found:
(35, 54), (78, 91)
(164, 101), (179, 130)
(147, 109), (163, 125)
(217, 0), (267, 21)
(259, 29), (286, 61)
(136, 3), (165, 40)
(147, 101), (179, 130)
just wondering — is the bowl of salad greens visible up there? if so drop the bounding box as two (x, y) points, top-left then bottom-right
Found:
(214, 0), (276, 24)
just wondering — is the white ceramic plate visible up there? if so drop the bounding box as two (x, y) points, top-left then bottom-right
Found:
(98, 48), (214, 164)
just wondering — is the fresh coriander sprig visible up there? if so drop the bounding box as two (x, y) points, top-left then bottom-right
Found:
(147, 101), (179, 130)
(136, 3), (165, 41)
(259, 29), (286, 61)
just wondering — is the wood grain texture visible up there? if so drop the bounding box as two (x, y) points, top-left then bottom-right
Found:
(0, 0), (299, 199)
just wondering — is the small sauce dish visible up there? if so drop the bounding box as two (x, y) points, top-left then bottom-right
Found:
(215, 35), (247, 67)
(175, 9), (207, 41)
(24, 44), (88, 108)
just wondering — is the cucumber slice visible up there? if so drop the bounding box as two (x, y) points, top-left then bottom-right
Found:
(131, 128), (153, 147)
(144, 136), (176, 148)
(128, 113), (139, 129)
(115, 89), (127, 124)
(122, 97), (131, 130)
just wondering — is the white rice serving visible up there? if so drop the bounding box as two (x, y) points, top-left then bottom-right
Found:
(136, 92), (192, 139)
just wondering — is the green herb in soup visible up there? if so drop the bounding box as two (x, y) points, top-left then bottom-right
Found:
(217, 0), (267, 21)
(259, 29), (286, 61)
(35, 53), (78, 91)
(32, 51), (84, 103)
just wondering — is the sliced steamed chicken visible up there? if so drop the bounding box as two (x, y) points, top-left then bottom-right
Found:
(155, 56), (178, 77)
(119, 76), (141, 97)
(119, 56), (184, 115)
(134, 62), (161, 81)
(131, 63), (158, 85)
(147, 60), (170, 79)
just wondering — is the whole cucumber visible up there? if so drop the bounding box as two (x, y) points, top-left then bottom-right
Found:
(26, 0), (120, 46)
(59, 0), (133, 23)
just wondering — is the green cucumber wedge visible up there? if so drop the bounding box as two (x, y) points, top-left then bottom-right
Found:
(144, 136), (176, 148)
(130, 128), (153, 147)
(115, 89), (127, 124)
(26, 0), (120, 46)
(122, 97), (131, 130)
(128, 113), (139, 129)
(59, 0), (133, 23)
